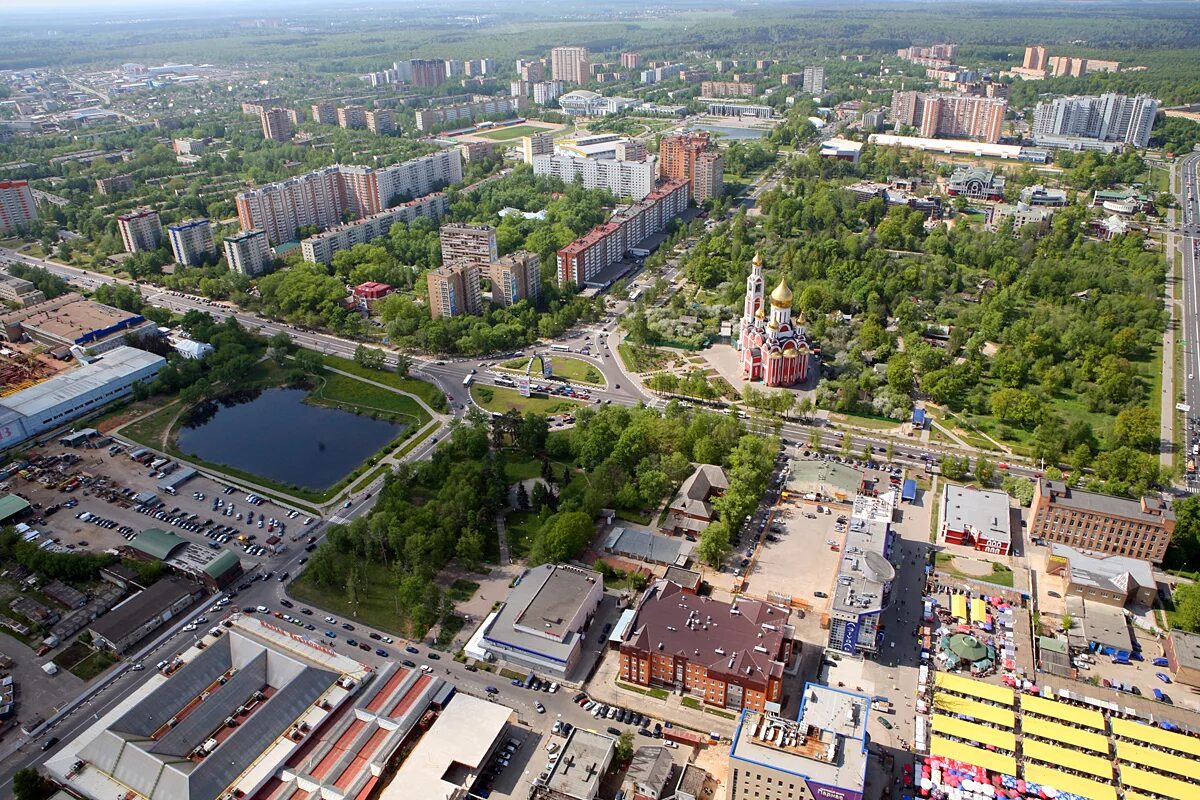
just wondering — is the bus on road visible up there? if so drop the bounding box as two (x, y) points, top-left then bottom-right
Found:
(550, 344), (570, 352)
(463, 374), (474, 387)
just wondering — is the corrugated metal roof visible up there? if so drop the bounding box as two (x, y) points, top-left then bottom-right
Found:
(0, 347), (164, 418)
(130, 527), (188, 560)
(0, 494), (30, 521)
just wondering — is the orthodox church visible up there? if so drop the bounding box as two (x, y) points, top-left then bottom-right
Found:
(738, 252), (810, 387)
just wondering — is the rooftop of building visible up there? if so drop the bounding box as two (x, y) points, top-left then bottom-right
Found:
(1168, 628), (1200, 672)
(668, 463), (727, 518)
(663, 565), (702, 590)
(1075, 597), (1133, 652)
(1050, 543), (1155, 597)
(1, 293), (145, 340)
(56, 616), (367, 800)
(820, 137), (865, 152)
(605, 525), (694, 564)
(378, 693), (514, 800)
(129, 526), (188, 560)
(0, 346), (163, 419)
(88, 575), (199, 643)
(167, 218), (210, 231)
(730, 684), (869, 794)
(546, 728), (616, 798)
(512, 563), (602, 640)
(623, 745), (674, 795)
(787, 459), (862, 497)
(0, 493), (30, 521)
(1038, 479), (1174, 523)
(622, 580), (792, 685)
(941, 483), (1012, 545)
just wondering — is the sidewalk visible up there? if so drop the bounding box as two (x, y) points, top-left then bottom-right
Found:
(1160, 203), (1179, 473)
(584, 650), (740, 737)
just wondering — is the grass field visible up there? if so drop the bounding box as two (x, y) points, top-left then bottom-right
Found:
(310, 372), (430, 426)
(503, 455), (571, 482)
(323, 354), (447, 411)
(472, 124), (553, 141)
(504, 509), (544, 559)
(471, 384), (583, 416)
(617, 343), (671, 373)
(501, 355), (604, 385)
(289, 560), (406, 636)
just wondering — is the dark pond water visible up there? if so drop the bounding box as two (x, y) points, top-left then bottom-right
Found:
(176, 388), (406, 491)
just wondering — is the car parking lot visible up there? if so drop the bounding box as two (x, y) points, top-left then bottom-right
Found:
(9, 440), (316, 562)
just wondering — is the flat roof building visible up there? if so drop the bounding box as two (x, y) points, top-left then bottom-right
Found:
(940, 484), (1013, 555)
(1076, 597), (1134, 659)
(545, 728), (616, 800)
(828, 492), (896, 656)
(1032, 479), (1174, 563)
(0, 179), (38, 234)
(1163, 628), (1200, 689)
(603, 526), (695, 566)
(117, 208), (163, 253)
(0, 293), (154, 353)
(88, 576), (203, 652)
(1044, 543), (1156, 608)
(0, 345), (165, 450)
(223, 229), (271, 276)
(478, 563), (604, 677)
(533, 152), (657, 200)
(487, 251), (541, 307)
(439, 223), (498, 266)
(785, 460), (862, 503)
(620, 580), (794, 713)
(167, 218), (217, 267)
(426, 259), (483, 319)
(377, 693), (515, 800)
(728, 684), (870, 800)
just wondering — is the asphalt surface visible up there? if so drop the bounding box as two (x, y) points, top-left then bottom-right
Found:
(1176, 152), (1200, 487)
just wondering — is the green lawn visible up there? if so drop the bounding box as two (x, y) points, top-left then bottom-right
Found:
(473, 124), (554, 141)
(323, 354), (447, 412)
(310, 371), (431, 426)
(501, 355), (605, 386)
(351, 462), (394, 493)
(504, 455), (570, 482)
(448, 579), (480, 602)
(471, 384), (584, 416)
(833, 413), (902, 431)
(65, 648), (118, 681)
(289, 560), (406, 636)
(505, 510), (544, 558)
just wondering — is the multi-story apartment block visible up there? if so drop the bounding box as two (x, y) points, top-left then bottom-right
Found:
(260, 107), (293, 141)
(488, 251), (541, 307)
(172, 137), (209, 156)
(440, 223), (497, 266)
(619, 580), (794, 712)
(236, 151), (462, 245)
(659, 133), (724, 201)
(518, 59), (545, 82)
(1032, 93), (1159, 151)
(1024, 45), (1049, 71)
(301, 193), (448, 265)
(621, 52), (642, 70)
(693, 151), (725, 203)
(615, 139), (647, 162)
(116, 208), (162, 253)
(557, 177), (689, 288)
(896, 43), (958, 64)
(532, 80), (564, 106)
(0, 180), (39, 234)
(706, 103), (774, 120)
(890, 91), (1006, 143)
(222, 229), (272, 276)
(701, 81), (757, 98)
(728, 689), (870, 800)
(532, 153), (657, 200)
(551, 46), (590, 84)
(640, 64), (685, 84)
(365, 108), (396, 135)
(522, 132), (555, 164)
(337, 105), (368, 130)
(458, 141), (496, 162)
(1030, 479), (1175, 564)
(803, 64), (826, 94)
(95, 175), (133, 196)
(408, 59), (447, 88)
(414, 97), (518, 131)
(427, 260), (483, 319)
(311, 101), (338, 125)
(167, 218), (216, 266)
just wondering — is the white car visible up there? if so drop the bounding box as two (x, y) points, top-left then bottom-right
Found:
(325, 616), (337, 624)
(420, 664), (434, 673)
(183, 623), (198, 632)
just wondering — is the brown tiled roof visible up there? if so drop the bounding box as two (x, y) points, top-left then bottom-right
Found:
(622, 581), (791, 685)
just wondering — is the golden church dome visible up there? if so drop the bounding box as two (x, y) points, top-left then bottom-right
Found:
(770, 276), (793, 308)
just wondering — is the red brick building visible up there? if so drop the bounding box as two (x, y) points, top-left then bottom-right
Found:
(619, 580), (794, 712)
(352, 281), (394, 309)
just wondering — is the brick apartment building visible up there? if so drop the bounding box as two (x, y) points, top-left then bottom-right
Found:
(1030, 479), (1175, 564)
(619, 580), (794, 712)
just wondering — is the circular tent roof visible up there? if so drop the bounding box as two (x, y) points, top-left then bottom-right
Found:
(947, 633), (988, 663)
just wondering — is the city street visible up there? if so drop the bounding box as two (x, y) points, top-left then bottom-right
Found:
(1175, 152), (1200, 488)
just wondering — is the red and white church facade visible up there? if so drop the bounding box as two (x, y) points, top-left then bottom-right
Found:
(738, 252), (810, 387)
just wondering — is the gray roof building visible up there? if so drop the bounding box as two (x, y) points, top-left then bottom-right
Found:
(1045, 543), (1156, 607)
(940, 483), (1013, 554)
(604, 526), (695, 566)
(786, 460), (862, 501)
(545, 728), (616, 800)
(479, 564), (604, 677)
(89, 576), (202, 653)
(621, 746), (675, 799)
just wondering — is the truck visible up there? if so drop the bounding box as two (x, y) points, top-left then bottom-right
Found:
(872, 697), (893, 713)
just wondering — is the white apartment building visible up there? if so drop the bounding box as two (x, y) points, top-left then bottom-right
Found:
(551, 46), (590, 84)
(236, 151), (462, 245)
(166, 218), (216, 266)
(532, 153), (657, 200)
(533, 80), (564, 105)
(223, 229), (271, 276)
(117, 208), (163, 253)
(301, 193), (448, 265)
(1032, 93), (1159, 150)
(0, 180), (38, 234)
